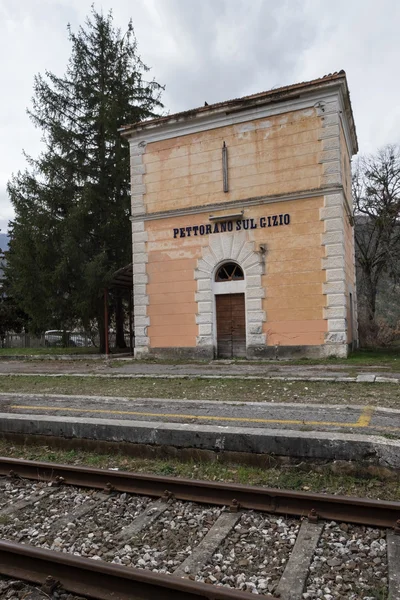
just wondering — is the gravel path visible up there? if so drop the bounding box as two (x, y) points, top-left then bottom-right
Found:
(196, 512), (299, 595)
(305, 521), (388, 599)
(112, 501), (222, 573)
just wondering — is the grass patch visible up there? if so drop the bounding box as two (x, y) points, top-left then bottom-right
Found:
(0, 347), (100, 356)
(0, 441), (398, 501)
(0, 375), (399, 408)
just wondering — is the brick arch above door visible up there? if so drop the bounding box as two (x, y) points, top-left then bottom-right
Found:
(194, 231), (266, 353)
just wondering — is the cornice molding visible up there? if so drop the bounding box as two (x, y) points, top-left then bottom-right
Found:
(127, 88), (342, 147)
(130, 186), (343, 222)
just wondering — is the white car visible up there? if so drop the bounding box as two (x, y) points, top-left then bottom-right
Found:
(44, 330), (91, 347)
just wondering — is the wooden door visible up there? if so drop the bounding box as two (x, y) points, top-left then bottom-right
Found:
(216, 293), (246, 358)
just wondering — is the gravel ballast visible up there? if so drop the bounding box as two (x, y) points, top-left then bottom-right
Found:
(196, 512), (300, 595)
(305, 521), (388, 599)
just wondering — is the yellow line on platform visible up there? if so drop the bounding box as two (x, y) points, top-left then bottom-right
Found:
(9, 404), (378, 430)
(356, 405), (375, 427)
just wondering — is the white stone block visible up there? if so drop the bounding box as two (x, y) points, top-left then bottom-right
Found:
(242, 254), (260, 269)
(247, 310), (266, 323)
(130, 155), (144, 166)
(195, 291), (212, 303)
(246, 287), (265, 299)
(134, 315), (150, 327)
(132, 262), (146, 274)
(320, 149), (340, 163)
(322, 173), (342, 186)
(237, 245), (253, 264)
(131, 195), (144, 208)
(130, 142), (146, 155)
(198, 279), (212, 291)
(246, 275), (262, 288)
(198, 301), (212, 313)
(322, 255), (345, 270)
(133, 242), (146, 254)
(322, 113), (339, 126)
(199, 323), (212, 336)
(195, 313), (212, 325)
(325, 218), (344, 234)
(133, 294), (149, 306)
(194, 268), (210, 280)
(324, 193), (344, 207)
(197, 335), (213, 347)
(319, 124), (340, 139)
(325, 332), (347, 344)
(246, 298), (262, 311)
(323, 161), (340, 174)
(322, 136), (340, 150)
(135, 336), (150, 346)
(247, 333), (266, 345)
(132, 232), (148, 244)
(133, 284), (146, 296)
(132, 221), (145, 233)
(322, 231), (344, 245)
(131, 205), (145, 216)
(324, 243), (343, 257)
(196, 259), (212, 274)
(134, 274), (148, 285)
(328, 318), (346, 332)
(323, 281), (346, 294)
(131, 164), (146, 176)
(135, 326), (147, 337)
(246, 262), (263, 276)
(132, 253), (148, 264)
(324, 306), (347, 319)
(134, 305), (147, 316)
(134, 346), (149, 358)
(320, 98), (339, 114)
(323, 342), (348, 357)
(326, 268), (346, 282)
(326, 294), (347, 307)
(131, 174), (144, 185)
(201, 250), (215, 268)
(249, 323), (263, 335)
(320, 206), (342, 220)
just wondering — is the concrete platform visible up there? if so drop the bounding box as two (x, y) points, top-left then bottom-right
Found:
(0, 393), (399, 468)
(1, 393), (399, 436)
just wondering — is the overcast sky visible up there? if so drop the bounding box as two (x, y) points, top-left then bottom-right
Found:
(1, 0), (400, 234)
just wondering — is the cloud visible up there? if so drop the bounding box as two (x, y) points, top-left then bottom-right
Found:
(1, 0), (400, 224)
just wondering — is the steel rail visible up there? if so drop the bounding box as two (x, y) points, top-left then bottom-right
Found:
(1, 456), (399, 529)
(0, 539), (264, 600)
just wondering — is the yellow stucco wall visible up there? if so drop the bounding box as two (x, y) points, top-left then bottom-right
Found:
(145, 196), (326, 348)
(142, 107), (323, 215)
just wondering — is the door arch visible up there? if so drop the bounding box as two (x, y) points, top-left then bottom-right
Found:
(214, 262), (246, 358)
(194, 231), (266, 356)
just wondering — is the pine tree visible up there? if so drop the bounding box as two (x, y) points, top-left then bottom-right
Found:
(7, 8), (163, 349)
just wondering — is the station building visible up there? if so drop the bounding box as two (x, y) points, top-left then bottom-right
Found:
(121, 71), (358, 359)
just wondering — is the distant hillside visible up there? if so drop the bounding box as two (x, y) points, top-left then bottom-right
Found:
(0, 233), (9, 251)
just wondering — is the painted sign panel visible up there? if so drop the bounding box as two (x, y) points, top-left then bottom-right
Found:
(173, 214), (290, 238)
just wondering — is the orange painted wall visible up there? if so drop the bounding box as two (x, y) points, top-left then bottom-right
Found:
(142, 107), (323, 214)
(145, 196), (326, 348)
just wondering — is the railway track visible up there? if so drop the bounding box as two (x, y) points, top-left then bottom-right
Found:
(0, 457), (398, 600)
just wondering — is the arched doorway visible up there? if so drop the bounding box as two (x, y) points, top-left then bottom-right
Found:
(214, 262), (246, 358)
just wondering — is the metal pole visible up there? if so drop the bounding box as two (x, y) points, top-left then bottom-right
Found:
(129, 290), (133, 355)
(104, 288), (109, 357)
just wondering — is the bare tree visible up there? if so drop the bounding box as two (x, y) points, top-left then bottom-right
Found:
(353, 145), (400, 329)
